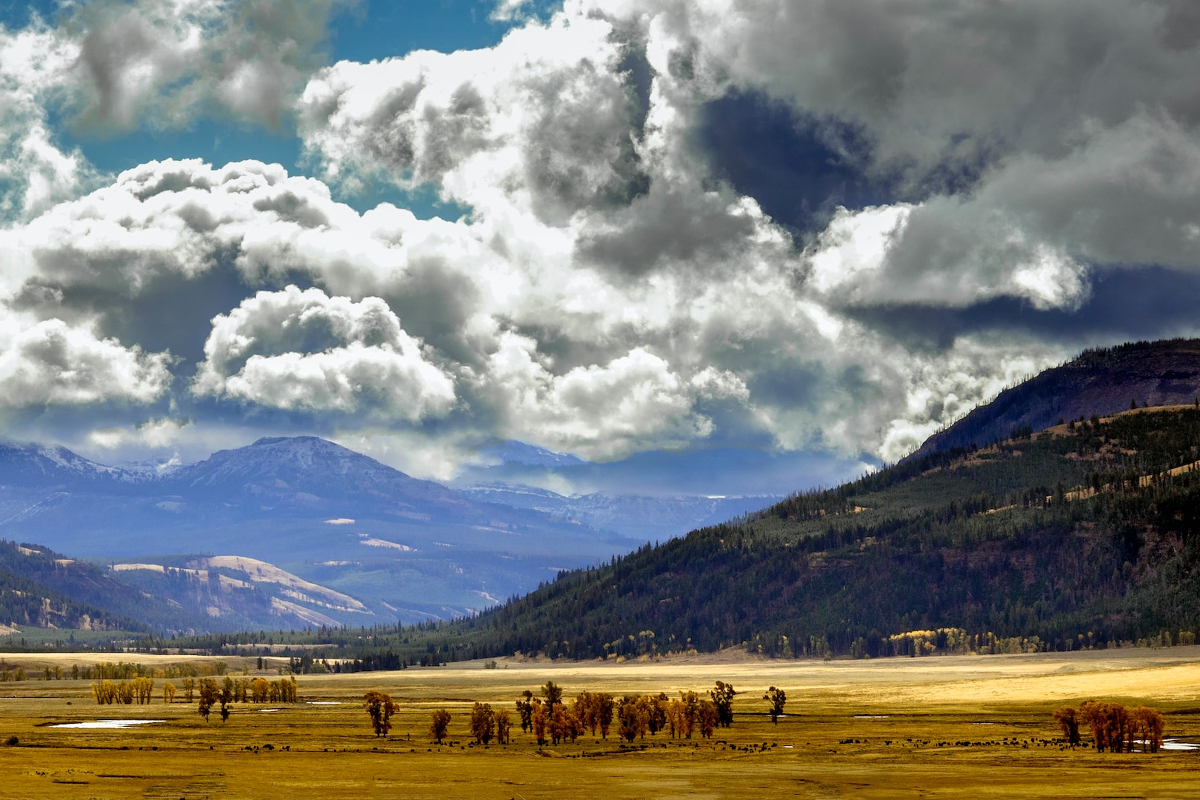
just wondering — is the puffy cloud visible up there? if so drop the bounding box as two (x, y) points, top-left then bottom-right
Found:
(491, 0), (536, 23)
(484, 332), (746, 458)
(0, 18), (95, 218)
(69, 0), (356, 132)
(0, 0), (354, 219)
(194, 285), (456, 419)
(298, 11), (651, 223)
(0, 312), (171, 409)
(89, 417), (191, 452)
(804, 203), (1089, 312)
(588, 0), (1200, 181)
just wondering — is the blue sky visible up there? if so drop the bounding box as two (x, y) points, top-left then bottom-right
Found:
(0, 0), (1198, 496)
(21, 0), (564, 217)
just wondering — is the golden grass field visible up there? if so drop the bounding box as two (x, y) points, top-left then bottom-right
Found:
(2, 646), (1200, 798)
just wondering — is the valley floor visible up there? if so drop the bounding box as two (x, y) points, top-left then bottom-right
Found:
(2, 647), (1199, 798)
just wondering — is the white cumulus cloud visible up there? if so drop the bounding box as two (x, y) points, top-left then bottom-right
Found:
(194, 285), (456, 419)
(0, 313), (171, 408)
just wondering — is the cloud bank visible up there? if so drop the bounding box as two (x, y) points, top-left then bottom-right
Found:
(2, 0), (1199, 483)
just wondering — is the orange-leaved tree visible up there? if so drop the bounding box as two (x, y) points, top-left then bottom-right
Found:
(364, 690), (399, 738)
(1053, 706), (1080, 745)
(470, 702), (495, 744)
(430, 709), (451, 744)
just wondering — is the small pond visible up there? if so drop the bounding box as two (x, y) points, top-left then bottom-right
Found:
(50, 719), (165, 730)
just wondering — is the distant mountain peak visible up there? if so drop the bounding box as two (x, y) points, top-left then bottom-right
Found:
(0, 439), (129, 484)
(250, 435), (328, 448)
(484, 440), (590, 468)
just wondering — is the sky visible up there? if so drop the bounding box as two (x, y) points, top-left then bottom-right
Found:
(2, 0), (1200, 495)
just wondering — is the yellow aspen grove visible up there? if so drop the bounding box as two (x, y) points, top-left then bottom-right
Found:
(1131, 707), (1165, 753)
(573, 691), (597, 736)
(697, 699), (718, 738)
(596, 692), (614, 739)
(198, 678), (219, 722)
(1053, 706), (1080, 745)
(515, 690), (534, 733)
(617, 695), (648, 742)
(710, 681), (736, 727)
(678, 691), (700, 738)
(163, 682), (176, 704)
(1068, 701), (1163, 754)
(132, 677), (154, 704)
(667, 699), (684, 739)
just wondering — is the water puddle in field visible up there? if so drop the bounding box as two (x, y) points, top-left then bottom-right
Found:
(306, 701), (341, 705)
(854, 715), (889, 719)
(259, 708), (280, 713)
(1161, 739), (1200, 751)
(51, 719), (164, 729)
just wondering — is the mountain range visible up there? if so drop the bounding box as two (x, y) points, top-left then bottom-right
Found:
(0, 434), (784, 633)
(0, 435), (644, 627)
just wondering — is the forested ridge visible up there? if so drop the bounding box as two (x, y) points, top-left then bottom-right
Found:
(164, 401), (1200, 665)
(0, 542), (145, 632)
(911, 338), (1200, 458)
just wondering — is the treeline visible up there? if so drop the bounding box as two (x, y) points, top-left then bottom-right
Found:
(91, 677), (156, 704)
(372, 680), (740, 746)
(87, 674), (299, 718)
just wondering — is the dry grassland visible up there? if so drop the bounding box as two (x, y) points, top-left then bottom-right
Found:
(2, 646), (1200, 798)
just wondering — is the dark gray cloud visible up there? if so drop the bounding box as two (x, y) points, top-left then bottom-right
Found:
(70, 0), (358, 132)
(698, 89), (892, 237)
(14, 260), (254, 365)
(847, 267), (1200, 353)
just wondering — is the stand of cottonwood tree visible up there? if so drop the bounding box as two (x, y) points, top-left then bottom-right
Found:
(1054, 702), (1165, 752)
(91, 677), (155, 705)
